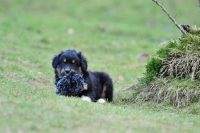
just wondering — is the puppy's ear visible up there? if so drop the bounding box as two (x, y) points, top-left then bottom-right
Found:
(52, 51), (63, 68)
(77, 52), (88, 72)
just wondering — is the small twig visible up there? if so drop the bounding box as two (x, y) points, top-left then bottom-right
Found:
(152, 0), (186, 34)
(115, 84), (136, 94)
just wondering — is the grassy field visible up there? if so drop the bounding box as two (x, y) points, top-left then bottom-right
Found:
(1, 0), (200, 132)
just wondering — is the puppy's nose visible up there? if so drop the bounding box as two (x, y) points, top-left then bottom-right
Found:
(65, 68), (71, 74)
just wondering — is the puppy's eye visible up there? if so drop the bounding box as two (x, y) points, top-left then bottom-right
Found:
(63, 58), (67, 63)
(72, 60), (75, 64)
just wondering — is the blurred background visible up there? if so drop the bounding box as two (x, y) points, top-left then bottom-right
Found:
(0, 0), (200, 90)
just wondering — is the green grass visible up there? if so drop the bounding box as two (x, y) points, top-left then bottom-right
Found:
(1, 0), (200, 132)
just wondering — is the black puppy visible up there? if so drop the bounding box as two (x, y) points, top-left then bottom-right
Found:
(52, 49), (113, 103)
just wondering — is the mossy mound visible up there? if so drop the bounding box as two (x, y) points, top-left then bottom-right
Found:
(124, 26), (200, 108)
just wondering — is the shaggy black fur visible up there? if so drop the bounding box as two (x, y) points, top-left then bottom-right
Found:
(52, 49), (113, 102)
(56, 73), (84, 96)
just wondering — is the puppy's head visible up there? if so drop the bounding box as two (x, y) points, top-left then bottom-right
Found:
(52, 49), (87, 79)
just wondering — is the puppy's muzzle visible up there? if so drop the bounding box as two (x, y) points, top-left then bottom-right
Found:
(65, 68), (71, 74)
(64, 67), (75, 75)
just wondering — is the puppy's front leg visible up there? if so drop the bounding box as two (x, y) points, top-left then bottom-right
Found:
(81, 84), (94, 102)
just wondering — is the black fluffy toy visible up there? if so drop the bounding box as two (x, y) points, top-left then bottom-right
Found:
(56, 73), (84, 96)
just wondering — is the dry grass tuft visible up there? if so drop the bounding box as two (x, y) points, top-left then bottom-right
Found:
(135, 78), (200, 108)
(160, 55), (200, 80)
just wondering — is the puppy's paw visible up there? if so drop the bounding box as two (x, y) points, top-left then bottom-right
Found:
(81, 96), (92, 102)
(97, 98), (106, 104)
